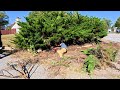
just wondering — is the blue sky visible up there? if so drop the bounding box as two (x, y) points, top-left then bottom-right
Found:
(6, 11), (30, 25)
(79, 11), (120, 26)
(5, 11), (120, 26)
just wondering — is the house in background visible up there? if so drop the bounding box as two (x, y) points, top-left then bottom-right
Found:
(113, 27), (117, 32)
(108, 28), (112, 32)
(11, 17), (21, 33)
(108, 27), (118, 33)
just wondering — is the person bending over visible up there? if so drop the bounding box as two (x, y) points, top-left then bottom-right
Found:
(57, 42), (67, 58)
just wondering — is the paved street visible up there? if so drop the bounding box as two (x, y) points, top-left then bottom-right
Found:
(103, 33), (120, 42)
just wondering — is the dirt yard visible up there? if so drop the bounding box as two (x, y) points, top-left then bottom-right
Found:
(0, 33), (120, 79)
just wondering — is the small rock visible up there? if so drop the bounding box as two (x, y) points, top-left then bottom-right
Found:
(37, 49), (42, 53)
(4, 47), (13, 51)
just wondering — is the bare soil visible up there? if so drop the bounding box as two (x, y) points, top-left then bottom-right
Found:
(0, 33), (120, 79)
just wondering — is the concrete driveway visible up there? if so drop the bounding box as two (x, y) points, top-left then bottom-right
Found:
(103, 33), (120, 43)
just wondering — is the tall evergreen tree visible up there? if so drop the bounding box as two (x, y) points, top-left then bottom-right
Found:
(115, 17), (120, 29)
(0, 11), (9, 48)
(13, 11), (107, 52)
(103, 18), (112, 29)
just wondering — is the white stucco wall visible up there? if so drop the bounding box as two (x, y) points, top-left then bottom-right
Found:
(11, 23), (21, 32)
(11, 17), (21, 33)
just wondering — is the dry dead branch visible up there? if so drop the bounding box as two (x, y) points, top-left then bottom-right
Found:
(0, 58), (39, 79)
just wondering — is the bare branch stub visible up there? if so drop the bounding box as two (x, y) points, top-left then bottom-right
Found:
(0, 58), (39, 79)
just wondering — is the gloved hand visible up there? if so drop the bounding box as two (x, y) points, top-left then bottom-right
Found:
(52, 47), (60, 53)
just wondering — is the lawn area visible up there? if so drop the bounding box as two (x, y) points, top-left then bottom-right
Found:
(1, 34), (15, 47)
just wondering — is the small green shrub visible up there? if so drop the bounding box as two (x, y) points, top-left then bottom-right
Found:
(93, 45), (103, 59)
(84, 55), (97, 74)
(81, 46), (103, 59)
(105, 46), (118, 62)
(81, 48), (95, 55)
(82, 43), (119, 72)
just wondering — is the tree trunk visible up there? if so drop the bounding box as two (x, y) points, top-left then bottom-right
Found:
(0, 30), (2, 47)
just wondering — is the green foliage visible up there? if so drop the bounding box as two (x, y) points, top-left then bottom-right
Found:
(6, 26), (12, 30)
(115, 17), (120, 29)
(82, 43), (118, 73)
(105, 43), (118, 62)
(84, 55), (97, 74)
(81, 48), (95, 55)
(81, 46), (103, 59)
(13, 11), (107, 51)
(82, 44), (118, 61)
(0, 11), (9, 47)
(102, 18), (112, 29)
(0, 11), (9, 29)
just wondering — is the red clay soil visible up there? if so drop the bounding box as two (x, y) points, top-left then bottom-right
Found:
(37, 44), (95, 61)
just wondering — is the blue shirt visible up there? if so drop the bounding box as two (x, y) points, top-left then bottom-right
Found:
(60, 43), (67, 49)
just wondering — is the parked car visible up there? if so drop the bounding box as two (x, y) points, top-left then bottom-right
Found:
(116, 29), (120, 33)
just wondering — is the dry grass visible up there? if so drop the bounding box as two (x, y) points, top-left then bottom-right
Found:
(11, 42), (120, 78)
(30, 43), (95, 78)
(2, 34), (120, 78)
(12, 50), (35, 60)
(1, 34), (15, 47)
(11, 43), (91, 78)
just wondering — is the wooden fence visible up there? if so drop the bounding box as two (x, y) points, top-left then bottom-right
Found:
(0, 29), (16, 35)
